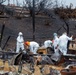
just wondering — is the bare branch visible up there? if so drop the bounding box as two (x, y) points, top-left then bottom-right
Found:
(0, 0), (6, 4)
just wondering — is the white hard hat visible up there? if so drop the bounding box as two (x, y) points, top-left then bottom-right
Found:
(18, 32), (23, 35)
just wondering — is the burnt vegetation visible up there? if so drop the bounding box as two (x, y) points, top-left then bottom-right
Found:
(55, 6), (76, 19)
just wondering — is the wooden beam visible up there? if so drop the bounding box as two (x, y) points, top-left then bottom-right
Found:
(0, 15), (9, 18)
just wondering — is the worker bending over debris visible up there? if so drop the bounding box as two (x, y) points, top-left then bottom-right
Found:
(25, 41), (40, 54)
(44, 40), (52, 48)
(44, 40), (53, 54)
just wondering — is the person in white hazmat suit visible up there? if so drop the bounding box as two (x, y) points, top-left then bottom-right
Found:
(53, 33), (59, 53)
(25, 41), (39, 54)
(44, 40), (53, 54)
(58, 32), (73, 55)
(44, 40), (52, 48)
(16, 32), (24, 53)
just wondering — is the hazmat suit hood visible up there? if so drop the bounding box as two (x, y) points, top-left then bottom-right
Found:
(53, 33), (57, 39)
(63, 32), (67, 36)
(18, 32), (23, 36)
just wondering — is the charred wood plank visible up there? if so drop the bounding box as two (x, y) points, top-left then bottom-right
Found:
(0, 50), (76, 57)
(0, 15), (9, 18)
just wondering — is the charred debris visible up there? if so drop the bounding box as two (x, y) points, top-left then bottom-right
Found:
(0, 2), (76, 75)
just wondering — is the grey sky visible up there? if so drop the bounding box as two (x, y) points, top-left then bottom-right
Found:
(3, 0), (76, 8)
(58, 0), (76, 8)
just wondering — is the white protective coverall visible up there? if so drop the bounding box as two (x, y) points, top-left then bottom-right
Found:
(16, 32), (24, 53)
(29, 41), (39, 54)
(44, 40), (52, 48)
(58, 33), (72, 55)
(53, 33), (59, 53)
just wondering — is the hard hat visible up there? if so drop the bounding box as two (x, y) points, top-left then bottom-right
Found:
(25, 41), (30, 46)
(53, 33), (57, 36)
(18, 32), (23, 35)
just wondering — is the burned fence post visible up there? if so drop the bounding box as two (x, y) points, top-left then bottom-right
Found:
(32, 0), (35, 41)
(2, 36), (11, 50)
(0, 22), (5, 47)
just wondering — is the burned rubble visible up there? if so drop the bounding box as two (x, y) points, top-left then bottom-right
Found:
(0, 2), (76, 75)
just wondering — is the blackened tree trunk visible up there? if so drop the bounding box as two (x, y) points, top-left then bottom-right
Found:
(32, 0), (35, 41)
(63, 20), (69, 35)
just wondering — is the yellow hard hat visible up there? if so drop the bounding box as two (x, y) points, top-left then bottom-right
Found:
(25, 41), (30, 46)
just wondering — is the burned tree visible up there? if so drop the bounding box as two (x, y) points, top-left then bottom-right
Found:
(63, 20), (70, 35)
(0, 0), (14, 16)
(0, 0), (6, 4)
(23, 0), (53, 17)
(0, 0), (6, 15)
(22, 0), (53, 40)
